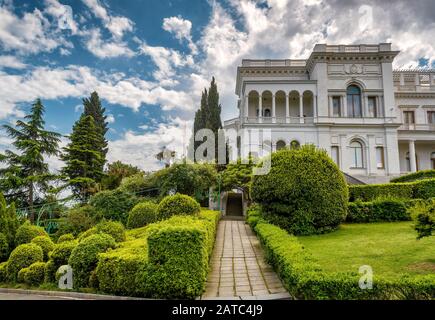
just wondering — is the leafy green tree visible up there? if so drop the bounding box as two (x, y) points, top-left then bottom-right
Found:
(409, 200), (435, 239)
(221, 157), (254, 201)
(101, 161), (142, 190)
(0, 99), (61, 219)
(0, 193), (19, 256)
(61, 115), (105, 201)
(83, 91), (108, 161)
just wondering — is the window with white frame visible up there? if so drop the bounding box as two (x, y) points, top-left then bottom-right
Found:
(350, 140), (364, 168)
(331, 146), (339, 166)
(332, 96), (341, 117)
(368, 97), (377, 117)
(376, 147), (385, 169)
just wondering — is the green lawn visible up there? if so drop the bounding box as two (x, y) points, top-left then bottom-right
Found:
(297, 222), (435, 278)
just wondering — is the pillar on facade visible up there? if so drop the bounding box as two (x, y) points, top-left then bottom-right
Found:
(244, 95), (248, 121)
(342, 94), (347, 117)
(409, 140), (417, 173)
(299, 93), (304, 123)
(328, 96), (333, 117)
(313, 95), (317, 119)
(285, 94), (290, 123)
(258, 94), (262, 123)
(272, 94), (276, 123)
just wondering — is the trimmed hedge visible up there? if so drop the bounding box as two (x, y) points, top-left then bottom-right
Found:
(391, 170), (435, 183)
(57, 234), (75, 243)
(45, 240), (77, 283)
(96, 210), (220, 298)
(0, 232), (8, 261)
(254, 221), (435, 299)
(19, 262), (46, 286)
(349, 179), (435, 202)
(157, 194), (201, 219)
(68, 234), (116, 289)
(346, 199), (411, 223)
(15, 222), (48, 246)
(95, 221), (126, 242)
(127, 201), (159, 229)
(31, 236), (55, 260)
(6, 243), (43, 282)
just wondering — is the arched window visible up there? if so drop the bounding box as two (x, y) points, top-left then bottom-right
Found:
(347, 85), (362, 118)
(432, 152), (435, 169)
(290, 140), (300, 149)
(350, 140), (364, 168)
(264, 108), (271, 117)
(276, 140), (286, 150)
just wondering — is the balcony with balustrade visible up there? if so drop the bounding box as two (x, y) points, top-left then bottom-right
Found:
(393, 70), (435, 93)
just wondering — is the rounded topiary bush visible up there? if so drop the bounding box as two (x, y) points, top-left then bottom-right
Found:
(45, 240), (77, 283)
(157, 194), (201, 219)
(0, 262), (7, 282)
(68, 234), (116, 289)
(31, 236), (55, 260)
(95, 220), (126, 242)
(21, 262), (46, 286)
(77, 228), (97, 242)
(127, 201), (159, 228)
(251, 145), (348, 235)
(57, 233), (75, 243)
(6, 243), (43, 282)
(15, 221), (48, 246)
(0, 232), (8, 261)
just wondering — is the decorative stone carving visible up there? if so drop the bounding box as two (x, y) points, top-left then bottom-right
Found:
(345, 64), (363, 74)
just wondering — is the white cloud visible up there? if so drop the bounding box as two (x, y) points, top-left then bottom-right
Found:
(85, 28), (134, 58)
(44, 0), (79, 34)
(163, 16), (198, 54)
(0, 6), (66, 54)
(108, 117), (193, 171)
(0, 55), (26, 69)
(106, 114), (115, 123)
(81, 0), (133, 38)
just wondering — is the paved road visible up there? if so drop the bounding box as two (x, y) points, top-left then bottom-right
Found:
(0, 292), (80, 300)
(202, 220), (290, 299)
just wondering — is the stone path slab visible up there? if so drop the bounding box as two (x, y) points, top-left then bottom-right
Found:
(202, 220), (290, 299)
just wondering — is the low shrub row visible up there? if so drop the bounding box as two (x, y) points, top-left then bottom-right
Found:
(349, 179), (435, 201)
(346, 199), (410, 223)
(391, 170), (435, 183)
(95, 209), (220, 298)
(254, 221), (435, 299)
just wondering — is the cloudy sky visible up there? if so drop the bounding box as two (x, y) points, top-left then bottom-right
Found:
(0, 0), (434, 171)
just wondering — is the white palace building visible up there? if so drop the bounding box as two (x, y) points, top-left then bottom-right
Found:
(224, 43), (435, 184)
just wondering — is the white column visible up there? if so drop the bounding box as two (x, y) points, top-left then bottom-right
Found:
(244, 95), (248, 122)
(272, 94), (276, 123)
(258, 94), (262, 123)
(364, 94), (369, 118)
(299, 93), (304, 123)
(342, 94), (347, 117)
(409, 140), (417, 172)
(313, 95), (317, 120)
(285, 94), (289, 123)
(329, 96), (333, 116)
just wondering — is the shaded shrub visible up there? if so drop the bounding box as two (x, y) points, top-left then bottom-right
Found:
(56, 205), (98, 237)
(20, 262), (46, 286)
(157, 194), (200, 219)
(68, 234), (116, 288)
(408, 199), (435, 239)
(0, 261), (7, 282)
(15, 221), (48, 246)
(127, 201), (159, 229)
(6, 243), (43, 282)
(346, 199), (410, 223)
(31, 236), (55, 260)
(89, 189), (139, 224)
(45, 240), (77, 283)
(413, 179), (435, 199)
(95, 220), (126, 242)
(57, 233), (75, 243)
(251, 145), (348, 235)
(0, 233), (8, 261)
(0, 194), (20, 255)
(391, 170), (435, 183)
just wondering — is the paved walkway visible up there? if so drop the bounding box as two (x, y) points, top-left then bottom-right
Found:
(202, 220), (289, 299)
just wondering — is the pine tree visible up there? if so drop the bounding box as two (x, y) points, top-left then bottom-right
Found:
(83, 91), (108, 160)
(0, 99), (61, 221)
(61, 115), (105, 201)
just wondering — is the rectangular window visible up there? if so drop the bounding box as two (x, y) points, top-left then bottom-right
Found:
(428, 111), (435, 124)
(331, 146), (339, 166)
(368, 97), (377, 118)
(403, 111), (415, 124)
(376, 147), (385, 169)
(332, 96), (341, 117)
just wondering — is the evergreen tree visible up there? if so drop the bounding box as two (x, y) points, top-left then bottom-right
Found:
(0, 99), (61, 220)
(61, 115), (105, 201)
(192, 78), (223, 163)
(83, 91), (108, 160)
(0, 193), (19, 258)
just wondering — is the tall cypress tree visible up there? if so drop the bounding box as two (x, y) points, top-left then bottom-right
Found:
(0, 99), (61, 221)
(83, 91), (108, 160)
(193, 89), (207, 157)
(61, 115), (105, 201)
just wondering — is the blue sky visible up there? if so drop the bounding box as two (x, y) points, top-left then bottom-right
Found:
(0, 0), (434, 170)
